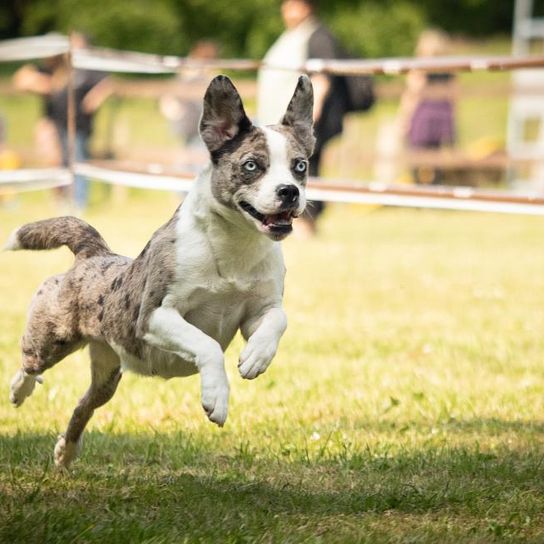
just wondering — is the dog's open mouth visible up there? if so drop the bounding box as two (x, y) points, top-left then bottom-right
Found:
(239, 201), (296, 237)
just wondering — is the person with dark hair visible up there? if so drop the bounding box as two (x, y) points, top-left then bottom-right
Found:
(14, 33), (111, 210)
(257, 0), (350, 237)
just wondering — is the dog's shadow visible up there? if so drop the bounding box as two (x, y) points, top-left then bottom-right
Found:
(1, 420), (542, 540)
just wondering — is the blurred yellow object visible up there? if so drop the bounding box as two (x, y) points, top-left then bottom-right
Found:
(0, 149), (22, 204)
(0, 148), (22, 170)
(395, 172), (415, 185)
(467, 136), (504, 161)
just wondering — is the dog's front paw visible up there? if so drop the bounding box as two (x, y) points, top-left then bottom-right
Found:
(201, 380), (229, 427)
(9, 370), (42, 407)
(238, 338), (277, 380)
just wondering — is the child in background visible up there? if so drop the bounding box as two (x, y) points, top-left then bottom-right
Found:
(398, 29), (456, 185)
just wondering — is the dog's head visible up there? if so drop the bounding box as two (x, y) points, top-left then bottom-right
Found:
(200, 75), (315, 241)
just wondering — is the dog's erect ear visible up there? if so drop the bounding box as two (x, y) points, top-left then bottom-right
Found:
(280, 75), (316, 156)
(200, 75), (252, 154)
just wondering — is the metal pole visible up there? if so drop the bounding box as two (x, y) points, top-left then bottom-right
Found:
(66, 32), (76, 207)
(513, 0), (533, 55)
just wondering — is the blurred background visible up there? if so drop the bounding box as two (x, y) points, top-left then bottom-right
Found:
(2, 5), (544, 540)
(0, 0), (520, 59)
(0, 0), (543, 211)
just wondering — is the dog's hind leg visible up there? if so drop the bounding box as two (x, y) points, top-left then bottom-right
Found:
(54, 342), (121, 469)
(9, 335), (79, 408)
(9, 334), (83, 407)
(10, 276), (82, 407)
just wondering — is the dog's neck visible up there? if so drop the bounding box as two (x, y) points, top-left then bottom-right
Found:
(188, 165), (278, 278)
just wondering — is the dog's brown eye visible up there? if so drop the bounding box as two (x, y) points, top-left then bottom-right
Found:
(294, 160), (307, 173)
(243, 160), (258, 172)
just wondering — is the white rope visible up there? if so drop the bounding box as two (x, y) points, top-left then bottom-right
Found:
(306, 188), (544, 216)
(0, 35), (69, 61)
(74, 163), (194, 192)
(0, 168), (71, 192)
(3, 35), (544, 75)
(73, 48), (544, 75)
(74, 162), (544, 216)
(2, 161), (543, 215)
(73, 48), (181, 74)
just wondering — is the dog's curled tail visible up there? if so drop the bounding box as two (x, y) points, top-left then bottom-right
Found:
(4, 216), (111, 259)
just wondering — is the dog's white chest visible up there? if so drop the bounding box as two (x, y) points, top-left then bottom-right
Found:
(117, 278), (260, 380)
(181, 277), (255, 348)
(170, 209), (283, 349)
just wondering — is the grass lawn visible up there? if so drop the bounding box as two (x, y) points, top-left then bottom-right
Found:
(0, 191), (543, 543)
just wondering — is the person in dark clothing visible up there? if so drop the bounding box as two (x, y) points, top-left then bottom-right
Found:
(14, 33), (111, 210)
(306, 24), (350, 220)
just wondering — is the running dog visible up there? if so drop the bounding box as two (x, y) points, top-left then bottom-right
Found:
(6, 74), (315, 468)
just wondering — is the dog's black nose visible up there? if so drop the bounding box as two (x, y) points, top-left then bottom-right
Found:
(276, 184), (299, 204)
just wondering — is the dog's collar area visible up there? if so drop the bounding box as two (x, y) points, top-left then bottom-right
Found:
(238, 201), (295, 237)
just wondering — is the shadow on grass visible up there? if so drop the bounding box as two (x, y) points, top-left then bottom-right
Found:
(1, 424), (544, 542)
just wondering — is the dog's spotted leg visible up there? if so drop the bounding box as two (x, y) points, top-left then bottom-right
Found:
(239, 306), (287, 380)
(143, 306), (229, 426)
(54, 342), (121, 469)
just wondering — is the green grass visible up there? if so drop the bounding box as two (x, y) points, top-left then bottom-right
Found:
(1, 192), (544, 543)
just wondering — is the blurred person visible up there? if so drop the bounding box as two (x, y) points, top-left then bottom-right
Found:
(159, 40), (219, 171)
(14, 32), (112, 210)
(257, 0), (351, 238)
(398, 29), (456, 185)
(14, 54), (63, 168)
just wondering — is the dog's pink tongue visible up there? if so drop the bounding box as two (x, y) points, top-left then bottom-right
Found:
(264, 211), (292, 226)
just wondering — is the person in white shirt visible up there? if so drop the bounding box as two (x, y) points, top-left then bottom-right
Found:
(257, 0), (350, 237)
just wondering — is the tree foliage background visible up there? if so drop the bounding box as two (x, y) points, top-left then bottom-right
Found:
(0, 0), (528, 59)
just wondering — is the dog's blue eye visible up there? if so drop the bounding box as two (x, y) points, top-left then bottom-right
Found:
(243, 160), (258, 172)
(294, 160), (307, 173)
